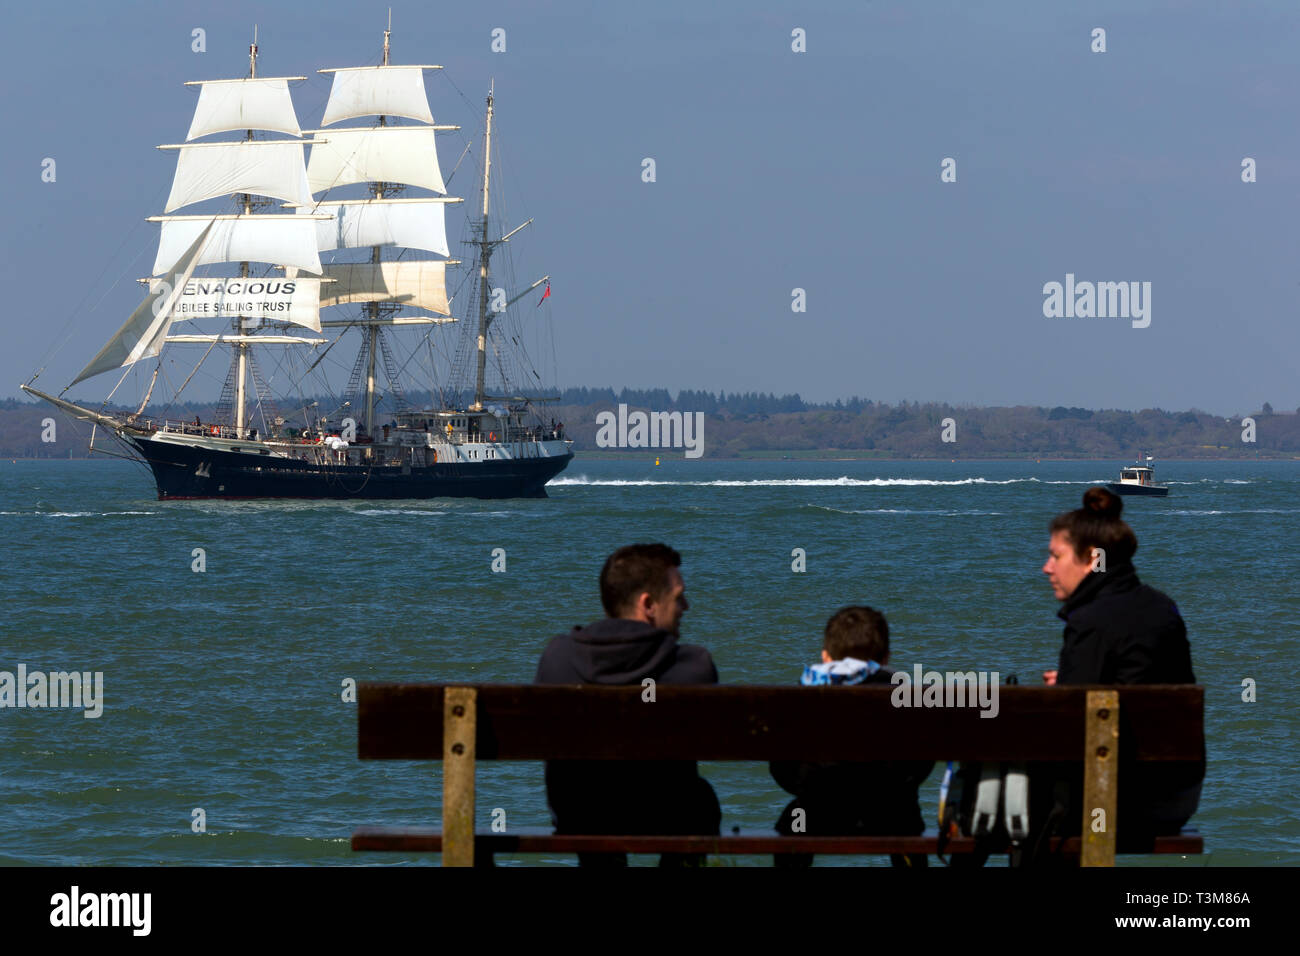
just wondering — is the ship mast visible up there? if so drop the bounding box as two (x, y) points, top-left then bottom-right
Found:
(67, 30), (321, 413)
(233, 26), (259, 439)
(471, 83), (495, 412)
(362, 19), (393, 444)
(312, 17), (460, 438)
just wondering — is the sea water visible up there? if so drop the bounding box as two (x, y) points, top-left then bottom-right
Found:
(1, 457), (1295, 865)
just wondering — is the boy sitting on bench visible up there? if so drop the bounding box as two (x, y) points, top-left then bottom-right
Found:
(770, 606), (934, 867)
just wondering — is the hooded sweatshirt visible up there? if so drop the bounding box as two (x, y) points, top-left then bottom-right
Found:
(535, 617), (717, 685)
(534, 617), (720, 835)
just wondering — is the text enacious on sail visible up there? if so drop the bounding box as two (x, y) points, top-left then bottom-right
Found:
(23, 28), (573, 500)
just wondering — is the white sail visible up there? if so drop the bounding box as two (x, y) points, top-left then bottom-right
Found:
(71, 222), (214, 386)
(319, 316), (454, 327)
(321, 262), (450, 315)
(165, 334), (323, 345)
(305, 127), (445, 195)
(151, 215), (323, 275)
(319, 66), (435, 126)
(300, 199), (448, 256)
(158, 275), (322, 332)
(163, 140), (313, 212)
(186, 77), (305, 140)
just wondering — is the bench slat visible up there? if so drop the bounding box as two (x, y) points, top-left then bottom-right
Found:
(350, 826), (1204, 856)
(358, 684), (1204, 762)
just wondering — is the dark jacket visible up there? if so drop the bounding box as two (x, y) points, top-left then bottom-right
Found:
(1057, 561), (1195, 685)
(534, 617), (721, 835)
(1044, 562), (1203, 841)
(770, 666), (933, 836)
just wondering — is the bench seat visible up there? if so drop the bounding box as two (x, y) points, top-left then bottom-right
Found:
(351, 825), (1203, 857)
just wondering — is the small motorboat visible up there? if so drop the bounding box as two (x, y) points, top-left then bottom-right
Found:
(1105, 456), (1169, 497)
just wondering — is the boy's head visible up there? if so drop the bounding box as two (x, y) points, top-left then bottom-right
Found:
(822, 605), (889, 665)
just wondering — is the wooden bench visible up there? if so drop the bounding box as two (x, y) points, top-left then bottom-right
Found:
(352, 683), (1204, 866)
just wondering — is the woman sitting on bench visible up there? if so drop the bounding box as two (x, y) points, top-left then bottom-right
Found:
(1033, 486), (1204, 858)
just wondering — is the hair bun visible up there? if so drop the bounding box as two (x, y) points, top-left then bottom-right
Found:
(1082, 485), (1123, 519)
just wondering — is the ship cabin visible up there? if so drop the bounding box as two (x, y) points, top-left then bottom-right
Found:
(1117, 465), (1156, 487)
(390, 408), (563, 446)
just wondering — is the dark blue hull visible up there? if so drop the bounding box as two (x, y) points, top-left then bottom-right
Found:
(1105, 481), (1169, 497)
(128, 435), (572, 500)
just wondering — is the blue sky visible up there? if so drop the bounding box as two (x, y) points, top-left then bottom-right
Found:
(3, 0), (1298, 415)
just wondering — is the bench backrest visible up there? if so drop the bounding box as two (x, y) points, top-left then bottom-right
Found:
(357, 683), (1203, 761)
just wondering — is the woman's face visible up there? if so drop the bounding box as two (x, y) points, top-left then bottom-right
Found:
(1042, 531), (1092, 600)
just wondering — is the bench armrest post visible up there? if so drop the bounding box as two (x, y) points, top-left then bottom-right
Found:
(1081, 690), (1119, 868)
(442, 686), (477, 867)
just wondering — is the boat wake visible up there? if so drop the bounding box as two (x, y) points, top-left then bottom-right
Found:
(1160, 508), (1300, 516)
(808, 506), (1006, 516)
(550, 475), (1053, 488)
(0, 511), (158, 517)
(1167, 478), (1252, 485)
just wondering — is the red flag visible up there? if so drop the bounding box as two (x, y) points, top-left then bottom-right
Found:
(536, 281), (551, 307)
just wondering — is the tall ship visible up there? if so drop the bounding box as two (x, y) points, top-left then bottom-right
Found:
(22, 26), (573, 499)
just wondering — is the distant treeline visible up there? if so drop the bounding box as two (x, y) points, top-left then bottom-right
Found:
(583, 402), (1300, 458)
(558, 387), (812, 415)
(3, 392), (1297, 459)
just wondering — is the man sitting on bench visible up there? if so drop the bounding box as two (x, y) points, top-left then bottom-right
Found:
(534, 542), (722, 866)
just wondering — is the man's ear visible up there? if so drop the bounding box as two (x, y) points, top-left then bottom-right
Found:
(631, 590), (655, 622)
(821, 649), (832, 664)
